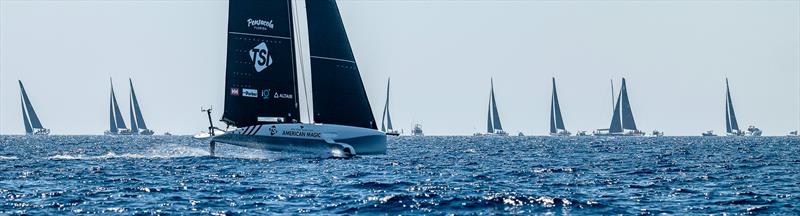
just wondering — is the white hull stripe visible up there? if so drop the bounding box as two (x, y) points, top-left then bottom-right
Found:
(243, 126), (254, 135)
(248, 125), (262, 136)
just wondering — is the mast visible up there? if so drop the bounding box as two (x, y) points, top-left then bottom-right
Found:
(306, 0), (377, 129)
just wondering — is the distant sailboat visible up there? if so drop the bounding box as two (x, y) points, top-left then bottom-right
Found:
(549, 78), (570, 136)
(129, 79), (154, 135)
(105, 78), (132, 135)
(209, 0), (386, 157)
(18, 81), (50, 135)
(595, 78), (644, 136)
(724, 78), (761, 136)
(381, 78), (399, 136)
(477, 78), (507, 136)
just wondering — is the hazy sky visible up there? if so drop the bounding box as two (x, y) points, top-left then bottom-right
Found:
(1, 0), (798, 135)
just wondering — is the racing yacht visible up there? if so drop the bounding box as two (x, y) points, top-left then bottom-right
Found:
(380, 78), (400, 136)
(594, 78), (644, 136)
(549, 78), (570, 136)
(477, 78), (508, 136)
(104, 78), (133, 135)
(209, 0), (386, 157)
(18, 80), (50, 135)
(128, 79), (154, 135)
(723, 78), (761, 136)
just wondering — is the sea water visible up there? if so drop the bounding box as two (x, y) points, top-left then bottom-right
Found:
(1, 135), (798, 215)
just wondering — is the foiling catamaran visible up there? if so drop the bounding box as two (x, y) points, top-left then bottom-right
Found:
(721, 78), (761, 136)
(594, 78), (644, 136)
(476, 78), (507, 136)
(208, 0), (386, 157)
(381, 78), (400, 136)
(549, 78), (570, 136)
(18, 80), (50, 135)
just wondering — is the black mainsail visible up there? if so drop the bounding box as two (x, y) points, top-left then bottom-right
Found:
(129, 79), (149, 131)
(486, 79), (503, 133)
(549, 78), (565, 134)
(307, 0), (377, 129)
(725, 78), (739, 133)
(608, 78), (637, 133)
(109, 79), (127, 133)
(380, 78), (394, 132)
(18, 81), (44, 134)
(223, 0), (300, 128)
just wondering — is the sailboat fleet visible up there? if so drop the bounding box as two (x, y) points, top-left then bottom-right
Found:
(10, 0), (797, 141)
(104, 78), (154, 136)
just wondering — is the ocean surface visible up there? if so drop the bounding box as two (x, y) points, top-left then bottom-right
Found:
(1, 135), (798, 215)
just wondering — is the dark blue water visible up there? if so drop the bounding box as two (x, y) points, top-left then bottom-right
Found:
(1, 136), (798, 215)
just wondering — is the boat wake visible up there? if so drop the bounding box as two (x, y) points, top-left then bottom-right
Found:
(47, 144), (209, 160)
(0, 155), (18, 160)
(212, 142), (342, 160)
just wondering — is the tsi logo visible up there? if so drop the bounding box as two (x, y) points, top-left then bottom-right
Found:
(242, 88), (258, 98)
(269, 125), (277, 136)
(250, 42), (273, 72)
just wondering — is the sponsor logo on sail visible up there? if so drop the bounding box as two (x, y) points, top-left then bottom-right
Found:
(274, 92), (294, 99)
(247, 19), (274, 31)
(250, 42), (273, 72)
(229, 88), (239, 96)
(242, 88), (258, 98)
(262, 89), (271, 100)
